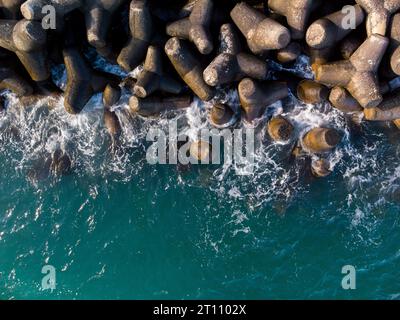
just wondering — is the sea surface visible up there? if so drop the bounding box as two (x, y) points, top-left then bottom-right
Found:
(0, 56), (399, 300)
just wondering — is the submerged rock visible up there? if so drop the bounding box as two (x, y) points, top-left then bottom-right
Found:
(50, 148), (72, 176)
(27, 149), (72, 183)
(311, 158), (331, 178)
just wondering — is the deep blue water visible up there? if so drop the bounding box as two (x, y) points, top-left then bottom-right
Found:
(0, 60), (400, 300)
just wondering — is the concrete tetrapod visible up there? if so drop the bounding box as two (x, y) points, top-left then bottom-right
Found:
(165, 37), (214, 101)
(134, 45), (183, 98)
(117, 0), (153, 72)
(63, 47), (119, 114)
(0, 19), (49, 81)
(356, 0), (400, 36)
(306, 4), (364, 49)
(268, 0), (320, 39)
(230, 2), (291, 55)
(203, 23), (268, 87)
(166, 0), (214, 55)
(238, 78), (289, 124)
(313, 34), (389, 108)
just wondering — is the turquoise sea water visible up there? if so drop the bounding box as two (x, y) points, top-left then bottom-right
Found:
(1, 59), (400, 300)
